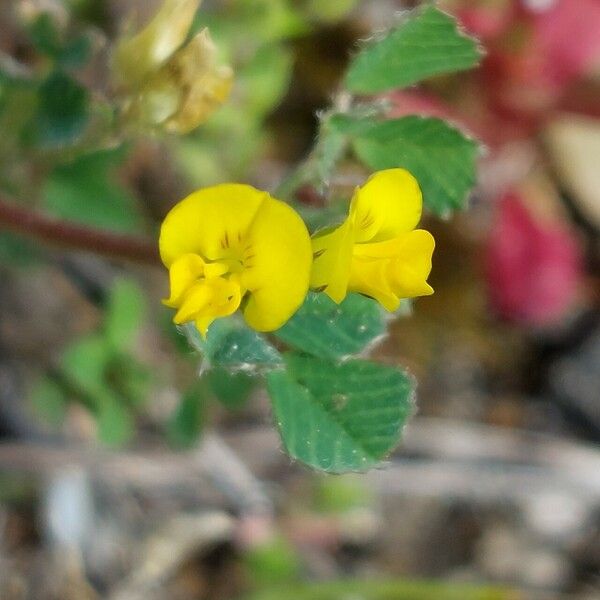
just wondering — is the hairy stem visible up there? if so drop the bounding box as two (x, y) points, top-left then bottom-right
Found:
(0, 195), (160, 266)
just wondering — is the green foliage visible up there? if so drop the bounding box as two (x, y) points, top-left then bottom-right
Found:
(43, 148), (143, 232)
(31, 378), (67, 426)
(244, 536), (301, 587)
(28, 13), (92, 68)
(13, 1), (483, 473)
(182, 319), (282, 370)
(97, 395), (134, 446)
(28, 13), (62, 58)
(105, 278), (147, 351)
(0, 233), (41, 267)
(200, 0), (308, 43)
(34, 70), (89, 147)
(62, 333), (112, 400)
(267, 354), (414, 473)
(245, 579), (515, 600)
(241, 45), (295, 120)
(275, 292), (385, 360)
(330, 114), (478, 216)
(346, 6), (481, 93)
(34, 278), (150, 446)
(306, 0), (358, 23)
(206, 367), (257, 410)
(313, 475), (372, 514)
(167, 382), (207, 448)
(177, 0), (301, 186)
(294, 6), (482, 219)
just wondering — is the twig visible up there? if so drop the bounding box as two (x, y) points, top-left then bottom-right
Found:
(222, 419), (600, 503)
(0, 433), (273, 515)
(108, 512), (234, 600)
(0, 195), (160, 266)
(0, 420), (598, 504)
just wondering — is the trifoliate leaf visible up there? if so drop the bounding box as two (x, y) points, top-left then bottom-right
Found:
(346, 6), (481, 93)
(182, 318), (282, 370)
(331, 114), (478, 216)
(267, 354), (414, 473)
(275, 292), (385, 360)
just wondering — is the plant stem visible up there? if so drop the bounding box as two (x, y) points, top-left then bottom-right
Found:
(0, 195), (160, 266)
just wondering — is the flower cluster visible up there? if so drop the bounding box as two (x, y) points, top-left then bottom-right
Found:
(160, 169), (435, 336)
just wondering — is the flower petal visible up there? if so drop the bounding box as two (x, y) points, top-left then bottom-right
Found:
(349, 230), (435, 310)
(309, 219), (354, 303)
(348, 256), (400, 311)
(163, 252), (206, 307)
(388, 230), (435, 298)
(159, 183), (267, 267)
(350, 168), (423, 243)
(241, 196), (312, 331)
(174, 276), (241, 331)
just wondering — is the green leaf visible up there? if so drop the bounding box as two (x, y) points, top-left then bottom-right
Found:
(105, 278), (146, 351)
(332, 114), (478, 216)
(346, 6), (481, 93)
(57, 35), (92, 69)
(28, 13), (92, 68)
(207, 367), (257, 410)
(35, 71), (89, 146)
(30, 378), (67, 426)
(275, 292), (385, 360)
(182, 318), (282, 369)
(61, 334), (111, 401)
(167, 383), (206, 448)
(28, 13), (62, 58)
(109, 355), (152, 407)
(43, 148), (143, 233)
(97, 396), (133, 446)
(267, 354), (414, 473)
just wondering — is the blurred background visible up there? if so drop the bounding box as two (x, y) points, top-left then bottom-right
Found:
(0, 0), (599, 598)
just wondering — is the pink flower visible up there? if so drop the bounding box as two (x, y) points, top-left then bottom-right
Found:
(486, 192), (583, 326)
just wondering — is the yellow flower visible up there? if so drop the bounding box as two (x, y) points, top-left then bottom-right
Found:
(159, 184), (312, 335)
(310, 169), (435, 311)
(113, 0), (233, 133)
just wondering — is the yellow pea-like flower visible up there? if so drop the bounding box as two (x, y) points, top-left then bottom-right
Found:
(160, 184), (312, 336)
(310, 169), (435, 311)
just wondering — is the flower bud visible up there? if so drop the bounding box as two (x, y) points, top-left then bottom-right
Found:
(113, 0), (201, 88)
(163, 29), (233, 133)
(112, 0), (232, 133)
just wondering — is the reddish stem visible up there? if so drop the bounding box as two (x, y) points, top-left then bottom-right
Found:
(0, 195), (161, 266)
